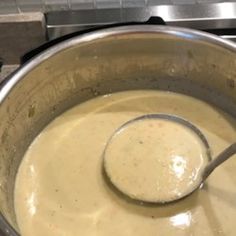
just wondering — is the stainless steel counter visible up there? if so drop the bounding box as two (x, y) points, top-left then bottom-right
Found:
(47, 2), (236, 40)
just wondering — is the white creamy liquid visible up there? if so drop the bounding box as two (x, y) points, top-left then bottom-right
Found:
(14, 90), (236, 236)
(104, 118), (208, 203)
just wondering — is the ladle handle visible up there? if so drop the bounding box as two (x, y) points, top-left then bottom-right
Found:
(202, 143), (236, 181)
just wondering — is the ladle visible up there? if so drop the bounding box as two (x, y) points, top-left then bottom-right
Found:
(103, 114), (236, 204)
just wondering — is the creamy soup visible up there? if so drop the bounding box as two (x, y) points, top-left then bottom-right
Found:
(15, 90), (236, 236)
(104, 118), (208, 203)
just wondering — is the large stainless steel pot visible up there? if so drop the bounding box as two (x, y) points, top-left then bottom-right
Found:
(0, 25), (236, 235)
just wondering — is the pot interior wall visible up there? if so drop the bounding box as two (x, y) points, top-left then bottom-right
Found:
(0, 28), (236, 234)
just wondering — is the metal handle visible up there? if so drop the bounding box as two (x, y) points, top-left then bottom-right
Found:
(202, 143), (236, 181)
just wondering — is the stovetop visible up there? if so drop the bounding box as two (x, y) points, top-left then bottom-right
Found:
(1, 2), (236, 81)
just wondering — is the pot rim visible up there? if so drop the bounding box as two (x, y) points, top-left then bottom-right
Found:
(1, 24), (236, 104)
(0, 24), (236, 236)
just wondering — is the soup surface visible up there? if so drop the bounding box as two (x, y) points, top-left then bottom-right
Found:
(15, 90), (236, 236)
(104, 117), (208, 203)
